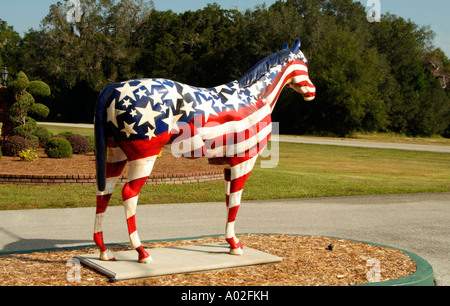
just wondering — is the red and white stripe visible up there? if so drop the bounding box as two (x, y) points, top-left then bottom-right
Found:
(264, 59), (316, 110)
(93, 56), (315, 260)
(94, 141), (127, 261)
(95, 139), (163, 263)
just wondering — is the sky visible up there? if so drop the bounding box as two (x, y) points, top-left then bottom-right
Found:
(0, 0), (449, 56)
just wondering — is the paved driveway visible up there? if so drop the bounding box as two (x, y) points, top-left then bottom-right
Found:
(279, 136), (450, 153)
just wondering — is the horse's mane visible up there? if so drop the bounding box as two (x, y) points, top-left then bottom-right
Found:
(238, 50), (292, 88)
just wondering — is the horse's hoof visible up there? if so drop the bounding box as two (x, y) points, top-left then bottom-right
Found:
(137, 246), (152, 264)
(139, 256), (153, 264)
(100, 250), (116, 261)
(229, 248), (243, 256)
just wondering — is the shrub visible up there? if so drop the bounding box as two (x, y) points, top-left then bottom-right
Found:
(67, 134), (91, 154)
(19, 149), (39, 162)
(9, 92), (35, 125)
(33, 126), (53, 146)
(26, 135), (40, 148)
(7, 72), (51, 145)
(8, 71), (30, 94)
(28, 103), (50, 119)
(85, 135), (95, 152)
(1, 135), (31, 157)
(50, 134), (67, 140)
(13, 122), (35, 138)
(27, 81), (51, 97)
(45, 138), (72, 158)
(58, 131), (74, 138)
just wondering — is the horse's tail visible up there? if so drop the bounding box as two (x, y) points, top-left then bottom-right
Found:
(94, 85), (116, 192)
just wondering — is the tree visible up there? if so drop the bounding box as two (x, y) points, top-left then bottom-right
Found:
(6, 0), (448, 136)
(271, 0), (389, 136)
(370, 13), (450, 135)
(8, 71), (51, 124)
(7, 71), (52, 146)
(422, 48), (450, 90)
(18, 0), (154, 122)
(0, 19), (21, 76)
(131, 4), (245, 87)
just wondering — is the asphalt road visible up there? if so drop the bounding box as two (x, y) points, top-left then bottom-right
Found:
(279, 136), (450, 153)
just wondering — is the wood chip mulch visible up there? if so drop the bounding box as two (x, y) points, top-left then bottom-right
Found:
(0, 234), (416, 286)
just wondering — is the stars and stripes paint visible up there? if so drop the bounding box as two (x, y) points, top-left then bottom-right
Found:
(93, 39), (315, 263)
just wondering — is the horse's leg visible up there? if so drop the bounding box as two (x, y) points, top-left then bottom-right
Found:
(224, 168), (241, 255)
(94, 141), (127, 261)
(122, 154), (159, 263)
(224, 156), (258, 255)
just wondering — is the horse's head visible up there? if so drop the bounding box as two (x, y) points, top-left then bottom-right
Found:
(284, 39), (316, 102)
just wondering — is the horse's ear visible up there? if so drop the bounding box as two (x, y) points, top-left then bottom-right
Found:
(293, 39), (301, 53)
(282, 42), (289, 50)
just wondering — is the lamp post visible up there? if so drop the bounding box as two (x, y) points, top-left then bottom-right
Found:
(1, 67), (8, 87)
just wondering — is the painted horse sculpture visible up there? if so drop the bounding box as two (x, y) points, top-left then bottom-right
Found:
(94, 39), (316, 263)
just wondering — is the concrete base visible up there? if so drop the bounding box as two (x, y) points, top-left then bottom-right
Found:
(76, 242), (282, 282)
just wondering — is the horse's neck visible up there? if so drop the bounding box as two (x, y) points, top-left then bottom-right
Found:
(205, 62), (289, 113)
(243, 64), (287, 111)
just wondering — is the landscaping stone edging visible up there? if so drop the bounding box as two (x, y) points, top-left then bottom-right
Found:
(0, 171), (224, 186)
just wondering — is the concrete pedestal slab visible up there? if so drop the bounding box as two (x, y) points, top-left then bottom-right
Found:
(76, 242), (282, 282)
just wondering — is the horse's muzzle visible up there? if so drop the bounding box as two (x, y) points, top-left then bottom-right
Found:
(290, 83), (316, 101)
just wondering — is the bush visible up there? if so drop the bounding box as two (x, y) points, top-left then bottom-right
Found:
(1, 136), (31, 157)
(19, 149), (39, 162)
(45, 138), (73, 158)
(13, 122), (35, 138)
(9, 92), (35, 124)
(8, 71), (30, 94)
(85, 135), (95, 152)
(50, 134), (67, 140)
(33, 126), (53, 147)
(27, 81), (51, 97)
(26, 135), (40, 148)
(67, 134), (91, 154)
(58, 131), (73, 138)
(28, 103), (50, 119)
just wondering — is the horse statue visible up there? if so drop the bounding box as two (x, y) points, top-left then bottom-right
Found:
(94, 39), (316, 263)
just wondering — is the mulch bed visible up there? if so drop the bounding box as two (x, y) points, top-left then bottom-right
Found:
(0, 234), (416, 286)
(0, 148), (225, 177)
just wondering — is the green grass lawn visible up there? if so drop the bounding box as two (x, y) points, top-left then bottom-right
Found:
(38, 124), (94, 137)
(1, 142), (449, 210)
(39, 123), (450, 146)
